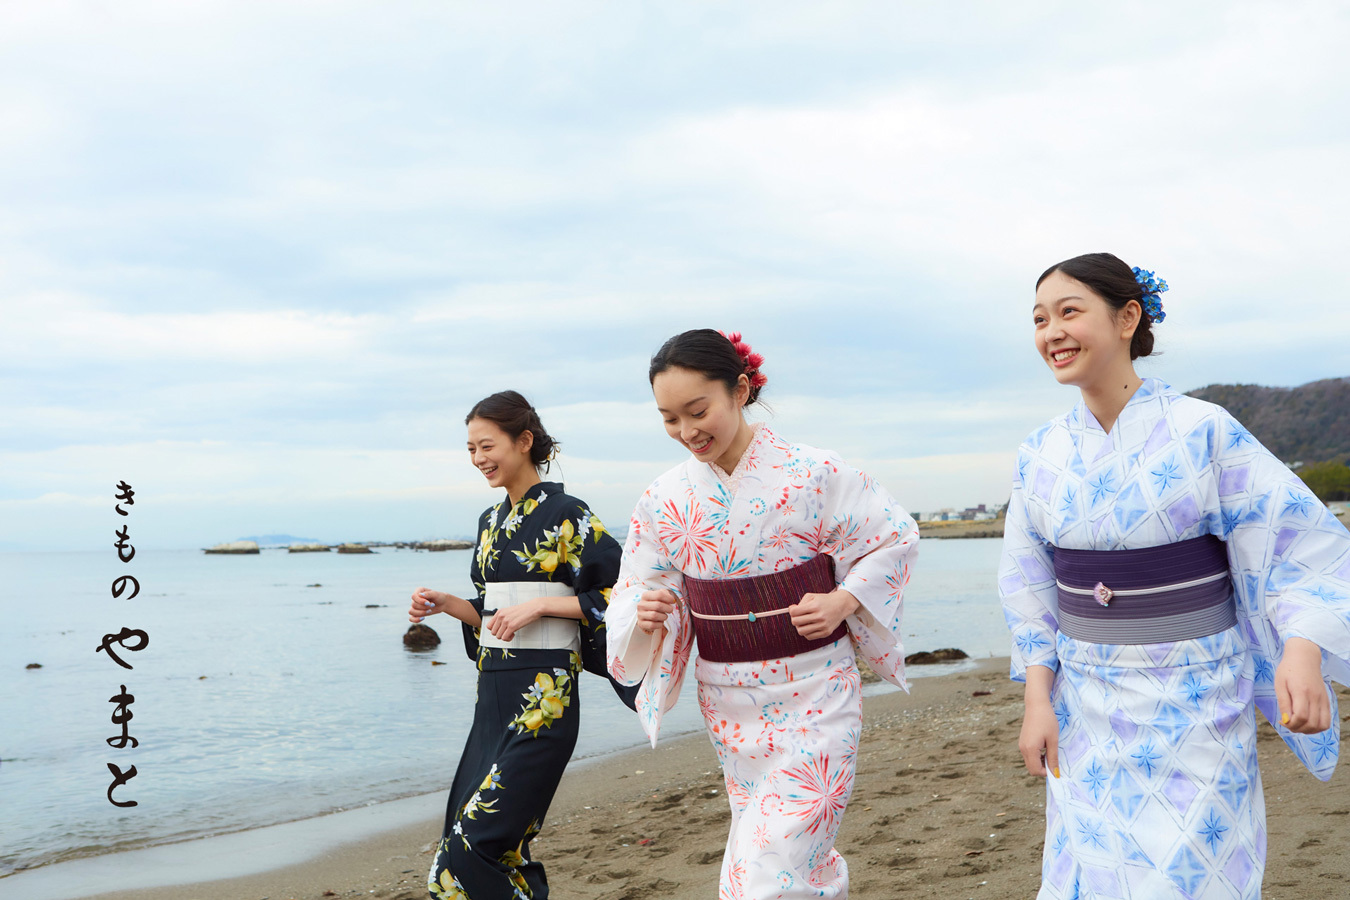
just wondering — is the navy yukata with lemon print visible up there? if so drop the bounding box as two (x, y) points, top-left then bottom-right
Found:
(429, 481), (634, 900)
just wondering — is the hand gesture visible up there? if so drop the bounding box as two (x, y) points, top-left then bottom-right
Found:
(788, 589), (860, 640)
(485, 601), (544, 643)
(409, 587), (449, 623)
(1275, 636), (1332, 734)
(637, 589), (678, 635)
(1019, 699), (1060, 778)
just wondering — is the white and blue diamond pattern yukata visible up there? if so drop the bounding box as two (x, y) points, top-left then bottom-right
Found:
(999, 378), (1350, 899)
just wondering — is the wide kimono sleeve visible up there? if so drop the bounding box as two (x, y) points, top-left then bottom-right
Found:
(606, 482), (691, 747)
(460, 508), (493, 662)
(1210, 408), (1350, 777)
(560, 500), (640, 709)
(816, 454), (920, 689)
(997, 447), (1061, 683)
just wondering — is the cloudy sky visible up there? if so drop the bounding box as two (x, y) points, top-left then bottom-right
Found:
(3, 1), (1348, 551)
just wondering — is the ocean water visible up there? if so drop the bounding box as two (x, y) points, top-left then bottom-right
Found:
(0, 537), (1008, 879)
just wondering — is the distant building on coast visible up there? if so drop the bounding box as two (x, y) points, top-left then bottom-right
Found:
(917, 503), (1000, 523)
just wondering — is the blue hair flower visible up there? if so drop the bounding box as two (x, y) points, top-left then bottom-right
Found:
(1131, 266), (1169, 324)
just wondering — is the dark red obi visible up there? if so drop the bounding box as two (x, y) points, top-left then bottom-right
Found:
(684, 555), (846, 663)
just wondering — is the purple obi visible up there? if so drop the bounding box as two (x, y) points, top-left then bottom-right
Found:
(1053, 534), (1236, 645)
(684, 555), (846, 663)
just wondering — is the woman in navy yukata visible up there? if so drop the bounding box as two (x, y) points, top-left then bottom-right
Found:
(407, 390), (635, 900)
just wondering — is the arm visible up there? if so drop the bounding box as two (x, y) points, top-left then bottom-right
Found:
(606, 485), (692, 746)
(408, 588), (483, 627)
(794, 455), (919, 686)
(484, 594), (582, 642)
(1213, 409), (1350, 739)
(1018, 664), (1060, 777)
(998, 450), (1060, 683)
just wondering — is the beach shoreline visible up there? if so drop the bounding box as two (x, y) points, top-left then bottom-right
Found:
(10, 657), (1350, 900)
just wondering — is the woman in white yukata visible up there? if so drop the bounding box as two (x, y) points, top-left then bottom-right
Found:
(606, 328), (919, 900)
(1000, 252), (1350, 899)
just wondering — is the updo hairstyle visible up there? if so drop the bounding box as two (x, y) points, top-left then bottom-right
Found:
(465, 390), (559, 471)
(648, 328), (767, 407)
(1036, 252), (1156, 359)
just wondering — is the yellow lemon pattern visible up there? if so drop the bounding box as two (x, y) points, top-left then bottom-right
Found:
(509, 668), (574, 736)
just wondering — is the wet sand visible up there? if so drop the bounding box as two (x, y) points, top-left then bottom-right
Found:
(44, 660), (1350, 899)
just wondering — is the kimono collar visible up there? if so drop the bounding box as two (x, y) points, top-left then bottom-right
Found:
(1073, 377), (1171, 434)
(504, 481), (563, 509)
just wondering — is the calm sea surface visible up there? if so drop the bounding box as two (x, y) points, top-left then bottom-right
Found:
(0, 537), (1008, 878)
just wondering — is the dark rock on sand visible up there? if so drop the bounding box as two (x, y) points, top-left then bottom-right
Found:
(403, 624), (441, 649)
(905, 648), (970, 665)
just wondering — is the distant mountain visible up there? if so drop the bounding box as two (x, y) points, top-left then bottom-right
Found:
(1186, 377), (1350, 464)
(237, 534), (325, 546)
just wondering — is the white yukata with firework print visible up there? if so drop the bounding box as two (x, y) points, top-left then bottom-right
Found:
(607, 424), (919, 900)
(1000, 378), (1350, 899)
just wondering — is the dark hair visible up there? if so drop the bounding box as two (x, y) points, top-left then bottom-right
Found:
(465, 390), (558, 471)
(648, 328), (766, 406)
(1036, 252), (1155, 359)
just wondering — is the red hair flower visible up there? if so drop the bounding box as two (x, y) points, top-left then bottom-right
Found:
(720, 330), (768, 389)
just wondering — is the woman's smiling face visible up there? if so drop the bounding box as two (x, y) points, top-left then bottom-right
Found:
(1033, 270), (1137, 390)
(465, 417), (533, 491)
(651, 365), (748, 469)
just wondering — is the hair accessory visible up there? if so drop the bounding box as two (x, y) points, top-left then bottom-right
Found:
(719, 330), (768, 388)
(1131, 267), (1169, 324)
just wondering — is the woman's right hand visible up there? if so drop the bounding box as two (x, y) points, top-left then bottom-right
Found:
(1019, 665), (1059, 777)
(1019, 700), (1060, 778)
(409, 587), (449, 623)
(636, 589), (678, 635)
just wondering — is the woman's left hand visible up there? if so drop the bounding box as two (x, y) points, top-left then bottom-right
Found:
(789, 589), (860, 640)
(485, 600), (544, 643)
(1275, 636), (1332, 734)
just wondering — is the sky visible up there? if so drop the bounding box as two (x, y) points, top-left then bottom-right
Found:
(2, 0), (1348, 551)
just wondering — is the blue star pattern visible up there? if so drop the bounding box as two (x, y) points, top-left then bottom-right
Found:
(1198, 808), (1229, 854)
(1130, 740), (1163, 778)
(998, 378), (1350, 899)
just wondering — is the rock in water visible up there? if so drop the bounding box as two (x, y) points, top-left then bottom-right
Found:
(904, 648), (970, 665)
(203, 540), (261, 555)
(415, 539), (474, 551)
(289, 543), (332, 553)
(26, 663), (42, 669)
(337, 543), (374, 554)
(404, 624), (441, 649)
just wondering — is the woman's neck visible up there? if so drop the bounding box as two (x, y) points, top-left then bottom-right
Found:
(505, 470), (543, 506)
(1080, 369), (1144, 434)
(713, 417), (757, 473)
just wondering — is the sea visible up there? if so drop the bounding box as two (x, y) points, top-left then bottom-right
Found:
(0, 537), (1009, 884)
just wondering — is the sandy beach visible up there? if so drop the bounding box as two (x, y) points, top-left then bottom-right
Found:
(53, 659), (1350, 900)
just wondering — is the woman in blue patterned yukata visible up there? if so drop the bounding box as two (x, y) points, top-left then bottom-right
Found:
(999, 252), (1350, 899)
(407, 390), (634, 900)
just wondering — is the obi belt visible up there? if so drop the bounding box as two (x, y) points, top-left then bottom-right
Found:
(480, 582), (581, 652)
(1053, 534), (1237, 645)
(684, 554), (845, 663)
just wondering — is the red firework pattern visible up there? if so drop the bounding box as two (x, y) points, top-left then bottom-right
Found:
(657, 498), (718, 572)
(781, 752), (851, 837)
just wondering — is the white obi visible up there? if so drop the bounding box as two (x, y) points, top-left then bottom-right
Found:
(479, 581), (581, 652)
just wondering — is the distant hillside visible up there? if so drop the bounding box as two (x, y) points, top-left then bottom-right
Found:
(1186, 377), (1350, 464)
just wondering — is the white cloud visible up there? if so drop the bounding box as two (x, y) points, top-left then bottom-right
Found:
(2, 1), (1348, 549)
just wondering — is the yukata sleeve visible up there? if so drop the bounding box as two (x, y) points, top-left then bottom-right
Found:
(1208, 408), (1350, 778)
(817, 455), (920, 689)
(998, 449), (1060, 683)
(460, 512), (491, 663)
(606, 485), (692, 747)
(1214, 410), (1350, 682)
(560, 501), (641, 708)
